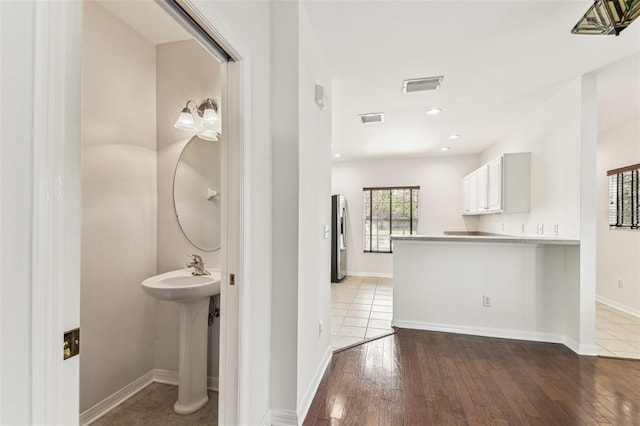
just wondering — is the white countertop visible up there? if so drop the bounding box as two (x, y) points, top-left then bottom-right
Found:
(391, 234), (580, 246)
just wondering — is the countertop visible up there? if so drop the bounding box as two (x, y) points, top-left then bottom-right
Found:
(391, 234), (580, 246)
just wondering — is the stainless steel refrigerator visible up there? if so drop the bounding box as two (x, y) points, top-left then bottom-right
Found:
(331, 194), (347, 282)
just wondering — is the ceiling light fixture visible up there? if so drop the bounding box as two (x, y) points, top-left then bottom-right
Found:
(359, 112), (384, 124)
(425, 107), (442, 116)
(334, 153), (342, 158)
(440, 147), (450, 152)
(174, 98), (220, 141)
(449, 133), (461, 139)
(572, 0), (640, 35)
(403, 76), (444, 93)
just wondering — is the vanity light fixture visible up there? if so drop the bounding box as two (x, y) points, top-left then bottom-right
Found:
(174, 98), (220, 141)
(425, 107), (442, 116)
(572, 0), (640, 35)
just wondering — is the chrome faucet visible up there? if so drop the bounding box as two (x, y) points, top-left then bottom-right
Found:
(186, 254), (210, 276)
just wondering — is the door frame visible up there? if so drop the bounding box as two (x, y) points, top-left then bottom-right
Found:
(32, 0), (251, 424)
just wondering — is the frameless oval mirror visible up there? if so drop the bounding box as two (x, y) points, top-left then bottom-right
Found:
(173, 135), (221, 251)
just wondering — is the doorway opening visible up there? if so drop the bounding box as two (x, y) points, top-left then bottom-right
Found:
(79, 1), (240, 424)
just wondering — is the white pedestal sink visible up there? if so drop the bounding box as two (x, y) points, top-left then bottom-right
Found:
(142, 268), (221, 414)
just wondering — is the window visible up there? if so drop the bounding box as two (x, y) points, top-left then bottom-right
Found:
(608, 164), (640, 229)
(363, 186), (419, 253)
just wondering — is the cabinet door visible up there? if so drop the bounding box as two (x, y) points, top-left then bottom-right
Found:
(487, 157), (502, 211)
(463, 176), (471, 214)
(468, 172), (478, 213)
(476, 165), (488, 212)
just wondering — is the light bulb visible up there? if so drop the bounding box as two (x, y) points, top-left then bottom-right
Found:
(202, 108), (219, 123)
(174, 109), (199, 132)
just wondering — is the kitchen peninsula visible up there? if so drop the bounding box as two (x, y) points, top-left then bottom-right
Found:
(391, 234), (592, 354)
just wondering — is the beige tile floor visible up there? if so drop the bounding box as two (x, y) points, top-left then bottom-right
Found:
(596, 302), (640, 360)
(331, 275), (394, 350)
(91, 382), (217, 426)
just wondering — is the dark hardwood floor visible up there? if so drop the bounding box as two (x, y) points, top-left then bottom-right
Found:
(304, 329), (640, 425)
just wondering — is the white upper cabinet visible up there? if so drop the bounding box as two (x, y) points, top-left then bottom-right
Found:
(462, 152), (530, 215)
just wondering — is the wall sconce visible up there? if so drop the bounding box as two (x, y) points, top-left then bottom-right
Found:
(174, 98), (220, 141)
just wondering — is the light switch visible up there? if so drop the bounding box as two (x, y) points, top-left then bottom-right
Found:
(324, 225), (330, 239)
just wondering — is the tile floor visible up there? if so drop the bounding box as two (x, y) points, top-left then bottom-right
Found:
(331, 275), (394, 350)
(91, 383), (217, 426)
(596, 302), (640, 360)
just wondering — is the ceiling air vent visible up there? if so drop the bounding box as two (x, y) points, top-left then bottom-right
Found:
(359, 112), (384, 124)
(402, 76), (444, 93)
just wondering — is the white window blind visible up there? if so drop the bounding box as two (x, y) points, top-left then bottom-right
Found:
(608, 164), (640, 229)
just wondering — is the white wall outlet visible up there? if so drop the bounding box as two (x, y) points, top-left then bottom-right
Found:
(318, 320), (323, 336)
(618, 279), (623, 289)
(482, 294), (492, 307)
(536, 224), (544, 234)
(323, 225), (330, 239)
(501, 223), (505, 232)
(521, 224), (525, 233)
(553, 224), (559, 236)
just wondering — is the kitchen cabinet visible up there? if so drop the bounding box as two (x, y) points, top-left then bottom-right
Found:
(462, 152), (530, 215)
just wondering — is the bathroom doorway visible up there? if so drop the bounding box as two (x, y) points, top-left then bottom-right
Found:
(78, 1), (243, 424)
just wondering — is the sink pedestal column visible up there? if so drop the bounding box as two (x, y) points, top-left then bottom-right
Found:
(174, 297), (209, 414)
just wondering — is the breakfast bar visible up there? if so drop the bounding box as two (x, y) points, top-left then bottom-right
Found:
(391, 234), (591, 353)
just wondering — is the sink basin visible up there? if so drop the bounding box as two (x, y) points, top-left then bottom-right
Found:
(141, 268), (220, 302)
(141, 267), (221, 414)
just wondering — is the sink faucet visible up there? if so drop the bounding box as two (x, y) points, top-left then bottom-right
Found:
(186, 254), (210, 276)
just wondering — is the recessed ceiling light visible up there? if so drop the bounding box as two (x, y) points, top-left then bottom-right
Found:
(358, 112), (384, 124)
(440, 147), (450, 151)
(403, 76), (444, 93)
(334, 153), (342, 158)
(425, 108), (442, 116)
(449, 133), (461, 139)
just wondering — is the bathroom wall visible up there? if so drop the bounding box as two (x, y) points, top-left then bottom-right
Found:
(80, 1), (158, 411)
(155, 39), (222, 378)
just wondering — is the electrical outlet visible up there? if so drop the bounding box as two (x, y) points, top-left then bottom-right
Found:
(501, 223), (505, 232)
(521, 224), (525, 233)
(318, 321), (323, 336)
(482, 294), (492, 307)
(553, 224), (559, 236)
(618, 279), (623, 289)
(323, 225), (330, 239)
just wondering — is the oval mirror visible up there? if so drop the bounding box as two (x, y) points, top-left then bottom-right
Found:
(173, 135), (221, 251)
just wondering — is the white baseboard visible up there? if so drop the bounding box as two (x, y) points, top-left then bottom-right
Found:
(596, 295), (640, 318)
(297, 346), (332, 424)
(258, 409), (272, 426)
(564, 336), (598, 356)
(270, 409), (298, 426)
(392, 319), (565, 346)
(346, 271), (393, 278)
(80, 369), (219, 425)
(80, 370), (154, 425)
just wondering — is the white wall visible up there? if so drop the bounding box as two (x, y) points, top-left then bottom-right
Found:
(332, 155), (480, 276)
(478, 79), (583, 239)
(155, 39), (222, 380)
(296, 3), (333, 416)
(0, 1), (36, 422)
(80, 1), (158, 411)
(596, 78), (640, 316)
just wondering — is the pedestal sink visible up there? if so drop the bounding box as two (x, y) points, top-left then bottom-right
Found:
(142, 268), (221, 414)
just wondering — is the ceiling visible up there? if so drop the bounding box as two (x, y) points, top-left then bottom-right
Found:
(303, 0), (640, 161)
